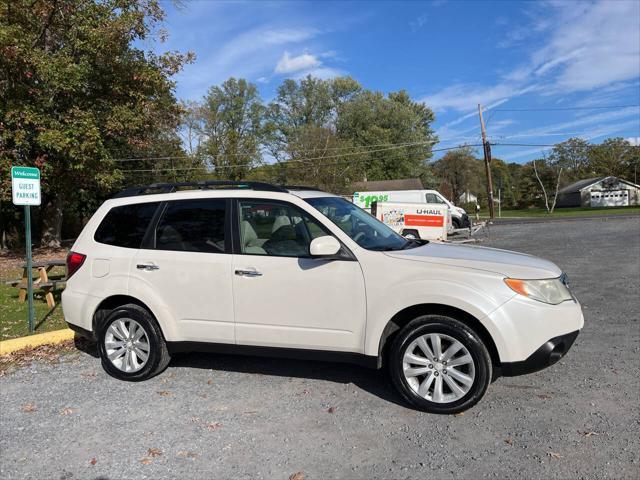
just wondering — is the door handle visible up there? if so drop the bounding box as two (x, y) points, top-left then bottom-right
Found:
(137, 264), (159, 271)
(235, 269), (262, 277)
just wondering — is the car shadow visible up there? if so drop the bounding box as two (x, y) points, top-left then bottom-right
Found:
(169, 350), (407, 407)
(73, 337), (405, 408)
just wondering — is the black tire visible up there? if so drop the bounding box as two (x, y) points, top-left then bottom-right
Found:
(388, 315), (492, 414)
(452, 218), (461, 229)
(97, 303), (171, 381)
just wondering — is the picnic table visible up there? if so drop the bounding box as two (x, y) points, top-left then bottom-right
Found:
(5, 259), (67, 308)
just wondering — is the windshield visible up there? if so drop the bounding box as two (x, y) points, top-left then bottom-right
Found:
(306, 197), (412, 251)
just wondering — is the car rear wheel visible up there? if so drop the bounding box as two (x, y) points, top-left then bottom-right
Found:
(388, 314), (492, 414)
(97, 304), (170, 381)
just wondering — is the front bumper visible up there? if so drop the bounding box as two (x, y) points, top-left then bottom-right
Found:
(500, 330), (580, 376)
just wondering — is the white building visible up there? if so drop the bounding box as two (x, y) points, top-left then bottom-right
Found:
(556, 176), (640, 208)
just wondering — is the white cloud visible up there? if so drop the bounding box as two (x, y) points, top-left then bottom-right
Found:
(421, 0), (640, 113)
(627, 137), (640, 146)
(275, 51), (321, 74)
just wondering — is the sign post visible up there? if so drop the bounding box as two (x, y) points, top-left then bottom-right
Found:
(11, 166), (41, 333)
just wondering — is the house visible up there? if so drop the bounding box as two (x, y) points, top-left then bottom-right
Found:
(459, 191), (477, 204)
(556, 176), (640, 208)
(350, 178), (423, 193)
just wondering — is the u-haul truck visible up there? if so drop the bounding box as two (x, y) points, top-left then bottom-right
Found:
(371, 201), (450, 241)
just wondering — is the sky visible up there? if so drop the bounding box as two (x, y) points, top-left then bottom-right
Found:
(151, 0), (640, 163)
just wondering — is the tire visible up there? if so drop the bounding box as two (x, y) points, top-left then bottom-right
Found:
(452, 218), (461, 229)
(97, 303), (171, 381)
(388, 315), (492, 414)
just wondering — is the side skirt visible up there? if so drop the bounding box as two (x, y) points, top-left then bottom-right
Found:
(166, 341), (379, 369)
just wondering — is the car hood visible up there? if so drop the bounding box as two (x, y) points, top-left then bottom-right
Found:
(384, 242), (562, 278)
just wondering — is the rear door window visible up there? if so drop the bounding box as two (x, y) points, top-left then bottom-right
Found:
(94, 202), (160, 248)
(155, 199), (227, 253)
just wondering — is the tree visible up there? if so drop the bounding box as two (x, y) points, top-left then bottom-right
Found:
(0, 0), (192, 246)
(198, 78), (265, 181)
(587, 137), (639, 180)
(532, 156), (563, 214)
(432, 147), (478, 203)
(548, 138), (589, 182)
(337, 89), (437, 181)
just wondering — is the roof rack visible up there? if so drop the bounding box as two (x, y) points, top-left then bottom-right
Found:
(112, 181), (288, 199)
(281, 185), (323, 191)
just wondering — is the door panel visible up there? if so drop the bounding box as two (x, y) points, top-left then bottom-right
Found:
(132, 249), (234, 342)
(232, 198), (367, 352)
(232, 255), (366, 351)
(130, 198), (235, 344)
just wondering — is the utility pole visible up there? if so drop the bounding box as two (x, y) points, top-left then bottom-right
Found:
(478, 104), (495, 219)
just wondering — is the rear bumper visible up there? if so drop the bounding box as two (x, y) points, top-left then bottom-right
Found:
(500, 330), (580, 376)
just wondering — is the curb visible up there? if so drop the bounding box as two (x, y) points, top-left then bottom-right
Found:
(0, 328), (75, 356)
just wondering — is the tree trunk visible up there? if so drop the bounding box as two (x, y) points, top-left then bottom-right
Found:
(40, 195), (63, 248)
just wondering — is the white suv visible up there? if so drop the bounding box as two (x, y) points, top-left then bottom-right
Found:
(62, 181), (583, 414)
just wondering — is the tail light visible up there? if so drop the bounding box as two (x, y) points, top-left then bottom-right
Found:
(66, 252), (86, 279)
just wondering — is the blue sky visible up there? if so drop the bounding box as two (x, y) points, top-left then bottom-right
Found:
(153, 0), (640, 163)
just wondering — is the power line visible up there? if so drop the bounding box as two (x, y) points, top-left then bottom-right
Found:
(106, 139), (445, 163)
(493, 104), (640, 112)
(118, 144), (483, 174)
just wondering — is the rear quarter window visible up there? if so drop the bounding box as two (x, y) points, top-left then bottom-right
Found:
(94, 202), (160, 248)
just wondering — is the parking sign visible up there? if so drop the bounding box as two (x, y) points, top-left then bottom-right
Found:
(11, 166), (41, 206)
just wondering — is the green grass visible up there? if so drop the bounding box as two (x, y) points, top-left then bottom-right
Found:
(479, 205), (640, 219)
(0, 267), (67, 341)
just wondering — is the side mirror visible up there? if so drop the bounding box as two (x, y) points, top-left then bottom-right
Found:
(309, 235), (341, 257)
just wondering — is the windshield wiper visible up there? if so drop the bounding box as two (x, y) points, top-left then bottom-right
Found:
(401, 239), (426, 249)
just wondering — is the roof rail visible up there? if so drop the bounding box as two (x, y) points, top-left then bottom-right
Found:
(112, 180), (288, 199)
(281, 185), (323, 191)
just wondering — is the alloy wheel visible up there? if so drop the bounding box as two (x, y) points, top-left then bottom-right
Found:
(402, 333), (476, 403)
(104, 318), (151, 373)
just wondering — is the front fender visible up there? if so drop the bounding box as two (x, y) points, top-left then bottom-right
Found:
(364, 274), (516, 358)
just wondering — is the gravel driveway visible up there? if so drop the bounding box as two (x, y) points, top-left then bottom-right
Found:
(1, 216), (639, 479)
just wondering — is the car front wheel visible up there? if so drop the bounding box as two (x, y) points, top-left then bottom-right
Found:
(388, 315), (492, 414)
(97, 304), (170, 381)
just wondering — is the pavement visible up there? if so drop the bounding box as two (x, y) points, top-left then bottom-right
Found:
(1, 216), (639, 479)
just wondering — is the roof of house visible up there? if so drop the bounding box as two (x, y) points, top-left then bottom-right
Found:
(557, 177), (606, 194)
(350, 178), (424, 193)
(558, 176), (640, 194)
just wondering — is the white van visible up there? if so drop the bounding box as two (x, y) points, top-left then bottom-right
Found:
(353, 189), (470, 229)
(372, 201), (451, 241)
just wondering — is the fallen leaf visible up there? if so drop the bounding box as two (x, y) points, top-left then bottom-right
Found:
(327, 406), (336, 414)
(547, 451), (563, 459)
(207, 379), (213, 385)
(21, 403), (36, 413)
(59, 407), (73, 416)
(89, 458), (97, 465)
(205, 422), (222, 431)
(147, 448), (162, 457)
(537, 394), (553, 400)
(177, 451), (199, 458)
(578, 430), (599, 437)
(190, 417), (201, 423)
(289, 472), (305, 480)
(453, 412), (465, 417)
(504, 437), (514, 446)
(139, 457), (152, 465)
(81, 372), (97, 378)
(157, 390), (171, 397)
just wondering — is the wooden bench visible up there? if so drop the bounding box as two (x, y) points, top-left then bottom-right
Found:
(6, 259), (67, 308)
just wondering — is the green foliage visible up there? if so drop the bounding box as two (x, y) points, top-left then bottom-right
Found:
(1, 0), (192, 245)
(199, 78), (265, 180)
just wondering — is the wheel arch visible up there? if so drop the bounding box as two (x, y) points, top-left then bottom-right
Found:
(377, 303), (500, 370)
(93, 295), (160, 334)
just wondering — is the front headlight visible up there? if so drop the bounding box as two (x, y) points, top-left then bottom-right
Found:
(504, 277), (573, 305)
